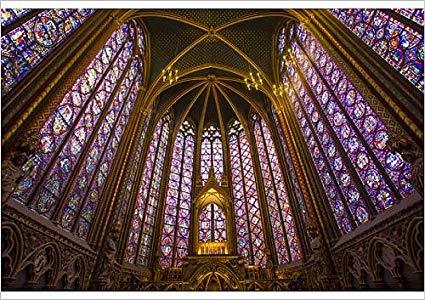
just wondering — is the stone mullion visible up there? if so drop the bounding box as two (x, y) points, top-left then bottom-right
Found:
(210, 203), (215, 241)
(151, 128), (182, 267)
(266, 109), (310, 258)
(135, 119), (166, 265)
(116, 113), (156, 261)
(291, 52), (379, 219)
(243, 124), (278, 266)
(285, 74), (357, 230)
(305, 10), (423, 145)
(257, 119), (293, 262)
(297, 38), (403, 202)
(51, 55), (135, 224)
(235, 135), (255, 265)
(27, 32), (130, 210)
(2, 11), (116, 151)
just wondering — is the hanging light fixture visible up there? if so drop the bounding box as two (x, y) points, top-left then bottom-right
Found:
(273, 82), (289, 97)
(272, 83), (284, 97)
(244, 71), (263, 91)
(162, 66), (179, 85)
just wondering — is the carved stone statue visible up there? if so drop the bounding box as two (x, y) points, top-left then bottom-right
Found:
(153, 254), (163, 282)
(98, 225), (121, 289)
(264, 250), (275, 280)
(2, 130), (40, 206)
(387, 134), (423, 196)
(306, 222), (329, 289)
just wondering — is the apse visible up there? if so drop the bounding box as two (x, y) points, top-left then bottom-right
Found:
(1, 7), (423, 294)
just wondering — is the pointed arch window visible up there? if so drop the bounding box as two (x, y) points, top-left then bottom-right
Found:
(11, 21), (145, 240)
(228, 120), (266, 266)
(117, 108), (153, 228)
(330, 9), (424, 91)
(125, 113), (171, 265)
(199, 203), (227, 243)
(1, 9), (95, 95)
(270, 106), (309, 222)
(252, 114), (301, 264)
(200, 124), (224, 184)
(278, 23), (413, 234)
(159, 120), (195, 268)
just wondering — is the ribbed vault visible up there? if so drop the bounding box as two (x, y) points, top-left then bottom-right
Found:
(124, 9), (297, 114)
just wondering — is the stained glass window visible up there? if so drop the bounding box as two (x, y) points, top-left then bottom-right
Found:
(125, 113), (171, 266)
(11, 21), (146, 240)
(330, 9), (424, 91)
(199, 203), (227, 243)
(228, 120), (266, 266)
(270, 107), (308, 222)
(200, 124), (224, 184)
(1, 8), (32, 27)
(1, 9), (95, 96)
(252, 114), (301, 264)
(116, 108), (152, 229)
(393, 9), (424, 26)
(278, 23), (413, 234)
(159, 120), (195, 268)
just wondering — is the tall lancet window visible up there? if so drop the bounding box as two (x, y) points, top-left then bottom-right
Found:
(11, 21), (145, 240)
(271, 106), (309, 222)
(200, 124), (224, 184)
(278, 23), (413, 234)
(125, 113), (171, 265)
(159, 120), (195, 267)
(252, 113), (301, 264)
(1, 9), (95, 96)
(228, 120), (266, 266)
(330, 9), (424, 91)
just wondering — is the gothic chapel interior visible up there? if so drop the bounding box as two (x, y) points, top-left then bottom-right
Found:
(1, 8), (424, 291)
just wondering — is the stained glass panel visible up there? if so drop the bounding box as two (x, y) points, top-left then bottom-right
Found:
(10, 21), (145, 241)
(159, 120), (195, 268)
(330, 9), (424, 91)
(253, 114), (301, 264)
(270, 107), (308, 222)
(200, 125), (224, 184)
(125, 113), (171, 265)
(1, 9), (95, 95)
(393, 9), (424, 26)
(229, 120), (266, 266)
(1, 8), (32, 27)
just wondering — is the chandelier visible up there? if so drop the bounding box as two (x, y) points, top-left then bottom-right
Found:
(244, 72), (263, 91)
(162, 66), (179, 84)
(272, 83), (284, 97)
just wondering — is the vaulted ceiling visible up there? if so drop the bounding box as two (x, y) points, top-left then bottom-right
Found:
(127, 9), (298, 128)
